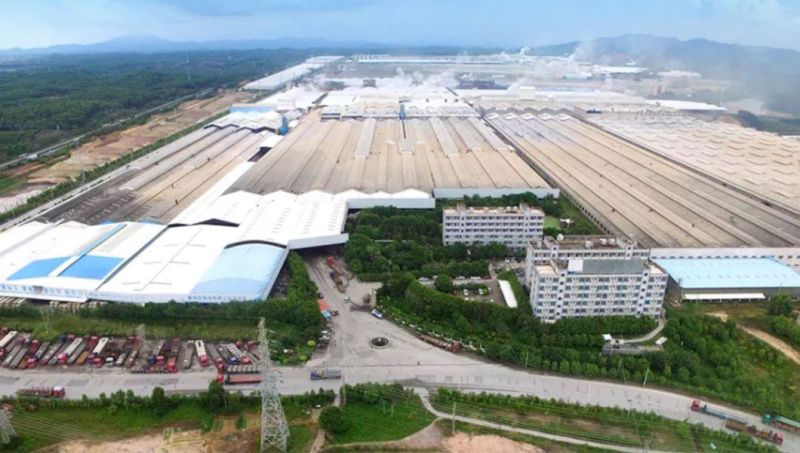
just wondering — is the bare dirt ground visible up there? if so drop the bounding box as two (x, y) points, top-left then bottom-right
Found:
(708, 311), (800, 365)
(0, 89), (254, 212)
(443, 432), (544, 453)
(54, 429), (205, 453)
(27, 90), (253, 185)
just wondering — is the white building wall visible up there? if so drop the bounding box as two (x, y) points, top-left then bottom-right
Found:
(443, 204), (544, 249)
(529, 261), (666, 323)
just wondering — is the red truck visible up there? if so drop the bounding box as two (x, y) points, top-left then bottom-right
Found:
(725, 419), (783, 445)
(222, 373), (262, 385)
(418, 334), (462, 353)
(17, 386), (66, 398)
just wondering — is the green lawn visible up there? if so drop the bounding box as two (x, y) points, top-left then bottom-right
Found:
(0, 313), (257, 341)
(692, 301), (773, 331)
(9, 401), (216, 452)
(544, 216), (560, 229)
(287, 424), (316, 453)
(431, 390), (777, 453)
(331, 398), (435, 444)
(0, 175), (24, 197)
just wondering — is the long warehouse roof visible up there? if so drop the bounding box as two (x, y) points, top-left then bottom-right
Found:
(229, 111), (556, 198)
(654, 258), (800, 289)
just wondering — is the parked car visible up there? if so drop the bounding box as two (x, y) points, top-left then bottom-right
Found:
(371, 309), (384, 319)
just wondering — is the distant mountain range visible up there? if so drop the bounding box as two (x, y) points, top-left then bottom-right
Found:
(0, 35), (380, 56)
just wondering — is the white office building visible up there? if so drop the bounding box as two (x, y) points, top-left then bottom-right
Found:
(525, 235), (649, 288)
(529, 258), (667, 323)
(442, 203), (544, 248)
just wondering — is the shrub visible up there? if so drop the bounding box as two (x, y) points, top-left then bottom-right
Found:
(319, 406), (350, 434)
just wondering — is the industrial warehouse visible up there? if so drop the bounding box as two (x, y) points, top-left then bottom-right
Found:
(0, 54), (796, 311)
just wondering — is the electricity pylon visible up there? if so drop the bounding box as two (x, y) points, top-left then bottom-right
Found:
(259, 318), (289, 451)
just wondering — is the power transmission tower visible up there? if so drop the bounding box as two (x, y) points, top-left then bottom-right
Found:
(258, 318), (289, 452)
(0, 408), (16, 446)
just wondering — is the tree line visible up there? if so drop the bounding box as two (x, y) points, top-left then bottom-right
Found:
(379, 276), (800, 418)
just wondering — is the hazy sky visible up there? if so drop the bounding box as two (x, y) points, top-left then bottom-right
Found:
(2, 0), (800, 50)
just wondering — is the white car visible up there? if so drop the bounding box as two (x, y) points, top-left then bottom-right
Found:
(371, 309), (384, 319)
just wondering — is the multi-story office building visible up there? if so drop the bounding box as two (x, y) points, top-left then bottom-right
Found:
(524, 235), (649, 288)
(442, 203), (544, 249)
(529, 257), (667, 323)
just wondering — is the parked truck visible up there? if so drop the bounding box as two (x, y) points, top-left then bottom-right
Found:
(0, 331), (18, 351)
(195, 340), (209, 367)
(763, 413), (800, 435)
(725, 419), (783, 445)
(309, 368), (342, 380)
(223, 373), (262, 385)
(690, 400), (734, 420)
(418, 334), (462, 353)
(17, 386), (65, 398)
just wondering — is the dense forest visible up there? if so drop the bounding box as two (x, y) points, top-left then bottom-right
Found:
(0, 49), (312, 161)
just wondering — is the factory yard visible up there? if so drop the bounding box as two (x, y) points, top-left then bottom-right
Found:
(591, 115), (800, 213)
(39, 125), (265, 224)
(229, 111), (554, 197)
(487, 112), (800, 248)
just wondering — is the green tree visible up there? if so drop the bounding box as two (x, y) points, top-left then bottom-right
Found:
(205, 379), (228, 411)
(319, 406), (351, 434)
(435, 274), (454, 293)
(150, 386), (174, 417)
(767, 294), (795, 317)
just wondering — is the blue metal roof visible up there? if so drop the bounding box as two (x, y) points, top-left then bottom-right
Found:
(654, 258), (800, 289)
(59, 255), (124, 280)
(191, 243), (287, 299)
(8, 257), (69, 280)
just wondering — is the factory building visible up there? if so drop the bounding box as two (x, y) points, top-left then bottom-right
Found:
(0, 189), (433, 304)
(442, 203), (544, 249)
(650, 247), (800, 272)
(654, 258), (800, 302)
(529, 258), (667, 323)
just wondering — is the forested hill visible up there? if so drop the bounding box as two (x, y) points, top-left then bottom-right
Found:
(0, 49), (310, 161)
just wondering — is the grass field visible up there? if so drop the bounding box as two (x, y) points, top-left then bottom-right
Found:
(692, 301), (773, 331)
(0, 313), (260, 341)
(0, 175), (24, 197)
(544, 215), (560, 229)
(8, 395), (325, 452)
(431, 390), (777, 453)
(331, 398), (435, 444)
(445, 421), (618, 453)
(287, 424), (316, 453)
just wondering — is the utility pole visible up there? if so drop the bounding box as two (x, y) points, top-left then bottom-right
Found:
(451, 401), (456, 435)
(0, 409), (16, 446)
(258, 318), (289, 452)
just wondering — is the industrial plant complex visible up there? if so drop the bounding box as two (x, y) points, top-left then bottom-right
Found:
(0, 53), (798, 321)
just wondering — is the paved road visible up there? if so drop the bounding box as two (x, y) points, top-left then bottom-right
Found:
(0, 255), (794, 451)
